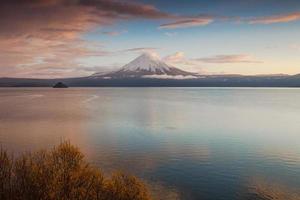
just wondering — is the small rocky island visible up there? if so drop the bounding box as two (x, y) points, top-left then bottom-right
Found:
(53, 82), (68, 88)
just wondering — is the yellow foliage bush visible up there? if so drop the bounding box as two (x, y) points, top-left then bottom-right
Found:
(0, 142), (152, 200)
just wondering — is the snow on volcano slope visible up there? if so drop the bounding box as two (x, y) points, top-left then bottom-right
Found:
(91, 52), (199, 79)
(121, 52), (171, 73)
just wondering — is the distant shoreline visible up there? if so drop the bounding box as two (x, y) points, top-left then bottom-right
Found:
(1, 75), (300, 87)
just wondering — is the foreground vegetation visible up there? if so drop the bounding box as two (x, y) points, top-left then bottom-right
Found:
(0, 142), (152, 200)
(2, 142), (298, 200)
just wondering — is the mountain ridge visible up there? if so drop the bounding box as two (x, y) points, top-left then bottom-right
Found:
(2, 73), (300, 87)
(1, 53), (300, 87)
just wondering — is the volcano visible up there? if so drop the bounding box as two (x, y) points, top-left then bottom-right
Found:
(91, 53), (199, 79)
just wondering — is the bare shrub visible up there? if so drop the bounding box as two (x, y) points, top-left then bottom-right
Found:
(0, 149), (13, 199)
(0, 142), (152, 200)
(105, 172), (152, 200)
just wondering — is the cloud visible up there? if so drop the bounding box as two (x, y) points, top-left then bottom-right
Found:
(159, 16), (214, 29)
(80, 0), (173, 19)
(164, 52), (185, 63)
(248, 12), (300, 24)
(159, 11), (300, 29)
(163, 52), (204, 73)
(164, 52), (200, 66)
(0, 0), (125, 41)
(196, 54), (262, 64)
(164, 32), (178, 37)
(0, 0), (174, 78)
(0, 37), (111, 78)
(122, 47), (159, 53)
(0, 0), (176, 40)
(163, 52), (262, 74)
(102, 30), (127, 36)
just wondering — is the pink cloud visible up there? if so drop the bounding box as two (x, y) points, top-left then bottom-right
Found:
(164, 52), (185, 63)
(159, 17), (214, 29)
(122, 47), (159, 53)
(163, 52), (203, 73)
(196, 54), (262, 64)
(0, 0), (173, 78)
(102, 30), (128, 36)
(0, 38), (110, 78)
(249, 12), (300, 24)
(80, 0), (172, 19)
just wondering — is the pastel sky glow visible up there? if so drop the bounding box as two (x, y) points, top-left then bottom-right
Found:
(0, 0), (300, 78)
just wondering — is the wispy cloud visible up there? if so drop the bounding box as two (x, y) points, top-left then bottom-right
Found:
(0, 38), (110, 78)
(164, 52), (186, 63)
(122, 47), (159, 53)
(159, 16), (214, 29)
(102, 30), (128, 36)
(0, 0), (176, 40)
(248, 12), (300, 24)
(163, 52), (203, 73)
(164, 32), (178, 37)
(80, 0), (173, 19)
(163, 52), (262, 74)
(164, 52), (262, 65)
(0, 0), (172, 78)
(196, 54), (262, 63)
(160, 11), (300, 29)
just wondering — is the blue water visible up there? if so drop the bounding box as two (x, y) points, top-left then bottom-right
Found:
(0, 88), (300, 199)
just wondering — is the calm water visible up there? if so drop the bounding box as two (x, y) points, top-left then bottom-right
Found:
(0, 88), (300, 199)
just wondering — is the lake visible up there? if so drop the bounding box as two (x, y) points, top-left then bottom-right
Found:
(0, 88), (300, 199)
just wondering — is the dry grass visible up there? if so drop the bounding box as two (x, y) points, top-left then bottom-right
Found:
(0, 142), (152, 200)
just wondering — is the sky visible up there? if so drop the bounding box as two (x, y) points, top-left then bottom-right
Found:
(0, 0), (300, 78)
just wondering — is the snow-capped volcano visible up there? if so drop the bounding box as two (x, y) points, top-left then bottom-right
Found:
(121, 52), (171, 73)
(91, 52), (199, 79)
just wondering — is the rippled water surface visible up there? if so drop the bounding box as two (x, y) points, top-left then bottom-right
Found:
(1, 88), (300, 199)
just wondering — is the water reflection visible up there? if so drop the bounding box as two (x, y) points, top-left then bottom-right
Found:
(248, 178), (300, 200)
(1, 88), (300, 199)
(0, 89), (91, 155)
